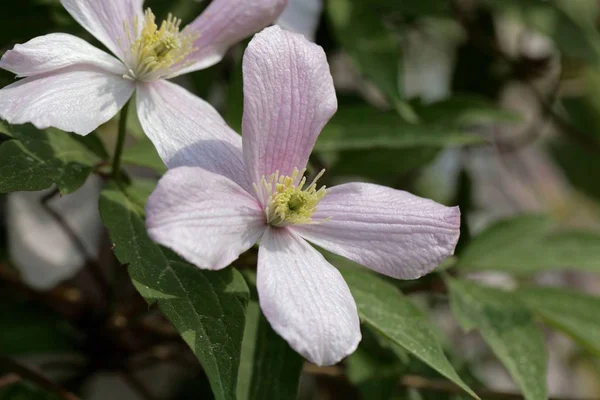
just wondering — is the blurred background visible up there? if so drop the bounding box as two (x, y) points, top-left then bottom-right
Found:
(1, 0), (600, 399)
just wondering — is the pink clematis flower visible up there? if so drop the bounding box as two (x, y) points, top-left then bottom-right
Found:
(146, 26), (461, 366)
(0, 0), (286, 164)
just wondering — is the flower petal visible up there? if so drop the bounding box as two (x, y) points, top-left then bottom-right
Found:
(242, 26), (337, 183)
(60, 0), (143, 61)
(0, 33), (126, 78)
(176, 0), (288, 76)
(0, 67), (134, 136)
(7, 177), (104, 290)
(147, 166), (266, 270)
(257, 228), (361, 366)
(136, 80), (251, 190)
(277, 0), (323, 41)
(293, 183), (461, 280)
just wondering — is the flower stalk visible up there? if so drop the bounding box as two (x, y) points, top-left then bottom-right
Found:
(111, 99), (131, 182)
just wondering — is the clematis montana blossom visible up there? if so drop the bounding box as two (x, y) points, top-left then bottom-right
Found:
(0, 0), (286, 163)
(145, 26), (461, 366)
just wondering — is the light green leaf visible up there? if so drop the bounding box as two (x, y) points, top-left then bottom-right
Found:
(315, 106), (486, 153)
(518, 287), (600, 356)
(458, 215), (600, 274)
(339, 267), (479, 399)
(0, 124), (103, 194)
(122, 137), (166, 175)
(99, 186), (249, 400)
(448, 279), (547, 400)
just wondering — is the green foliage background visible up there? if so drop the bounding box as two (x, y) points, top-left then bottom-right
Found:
(1, 0), (600, 399)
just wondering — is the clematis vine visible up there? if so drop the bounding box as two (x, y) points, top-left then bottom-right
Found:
(145, 26), (461, 366)
(0, 0), (286, 164)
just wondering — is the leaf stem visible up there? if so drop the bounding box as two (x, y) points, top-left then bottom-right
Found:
(112, 100), (131, 181)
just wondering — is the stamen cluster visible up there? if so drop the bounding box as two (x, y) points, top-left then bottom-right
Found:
(124, 9), (196, 81)
(254, 168), (327, 227)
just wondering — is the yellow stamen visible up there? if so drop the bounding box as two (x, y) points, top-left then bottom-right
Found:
(254, 168), (328, 227)
(124, 9), (196, 81)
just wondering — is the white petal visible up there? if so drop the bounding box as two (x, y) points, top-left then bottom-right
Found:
(0, 67), (134, 136)
(293, 183), (461, 280)
(277, 0), (323, 41)
(146, 166), (266, 270)
(257, 228), (361, 366)
(176, 0), (288, 76)
(0, 33), (126, 78)
(7, 177), (104, 290)
(241, 26), (337, 183)
(60, 0), (143, 61)
(136, 80), (251, 190)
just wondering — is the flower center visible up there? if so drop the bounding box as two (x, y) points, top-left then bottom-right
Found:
(254, 168), (328, 227)
(124, 9), (196, 81)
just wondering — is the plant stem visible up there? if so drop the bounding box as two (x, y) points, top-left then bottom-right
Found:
(112, 100), (131, 182)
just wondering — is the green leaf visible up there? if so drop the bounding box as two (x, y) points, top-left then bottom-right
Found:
(236, 273), (303, 400)
(0, 382), (62, 400)
(517, 287), (600, 356)
(315, 106), (486, 153)
(122, 137), (167, 175)
(327, 0), (404, 104)
(457, 215), (600, 274)
(0, 302), (77, 356)
(0, 124), (103, 194)
(447, 278), (547, 400)
(338, 266), (479, 399)
(552, 140), (600, 202)
(347, 327), (408, 400)
(122, 178), (158, 212)
(237, 301), (261, 400)
(413, 96), (522, 126)
(247, 310), (303, 400)
(371, 0), (451, 17)
(99, 185), (249, 400)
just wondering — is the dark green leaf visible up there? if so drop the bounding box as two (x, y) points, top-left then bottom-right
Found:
(327, 0), (405, 106)
(518, 287), (600, 356)
(347, 327), (408, 400)
(247, 308), (303, 400)
(0, 124), (102, 194)
(0, 302), (77, 355)
(0, 382), (62, 400)
(99, 186), (249, 400)
(458, 215), (600, 274)
(552, 140), (600, 202)
(413, 96), (521, 126)
(448, 279), (547, 400)
(338, 266), (478, 399)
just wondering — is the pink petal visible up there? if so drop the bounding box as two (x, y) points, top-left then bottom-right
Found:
(136, 80), (251, 191)
(146, 166), (266, 270)
(242, 26), (337, 184)
(176, 0), (288, 76)
(293, 183), (461, 280)
(0, 67), (134, 136)
(0, 33), (126, 78)
(60, 0), (143, 61)
(257, 228), (361, 366)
